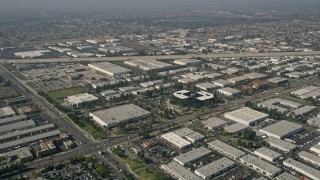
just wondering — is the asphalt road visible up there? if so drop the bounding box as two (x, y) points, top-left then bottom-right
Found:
(1, 51), (320, 64)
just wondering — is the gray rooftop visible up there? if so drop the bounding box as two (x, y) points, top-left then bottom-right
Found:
(88, 62), (132, 75)
(283, 158), (320, 180)
(173, 147), (211, 165)
(259, 120), (303, 139)
(224, 123), (248, 134)
(264, 137), (297, 152)
(195, 157), (235, 178)
(202, 118), (227, 130)
(161, 161), (202, 180)
(240, 154), (281, 176)
(254, 147), (281, 160)
(274, 172), (299, 180)
(0, 120), (36, 135)
(224, 107), (268, 125)
(298, 151), (320, 166)
(207, 140), (245, 159)
(0, 114), (27, 126)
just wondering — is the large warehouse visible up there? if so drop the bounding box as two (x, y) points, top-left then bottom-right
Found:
(283, 158), (320, 180)
(173, 147), (211, 166)
(161, 161), (202, 180)
(65, 93), (98, 108)
(259, 120), (304, 139)
(195, 157), (235, 180)
(89, 104), (150, 128)
(207, 140), (245, 160)
(88, 62), (132, 77)
(124, 59), (174, 71)
(224, 107), (268, 126)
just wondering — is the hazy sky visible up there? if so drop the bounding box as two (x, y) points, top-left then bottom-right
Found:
(1, 0), (320, 12)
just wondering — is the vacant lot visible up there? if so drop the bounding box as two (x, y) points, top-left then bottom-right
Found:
(48, 86), (85, 99)
(0, 86), (20, 100)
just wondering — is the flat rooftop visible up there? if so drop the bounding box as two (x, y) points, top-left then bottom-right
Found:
(264, 137), (297, 152)
(240, 154), (281, 176)
(195, 157), (235, 177)
(224, 123), (248, 134)
(0, 106), (16, 118)
(259, 120), (303, 139)
(173, 147), (211, 165)
(161, 132), (191, 148)
(298, 151), (320, 165)
(207, 140), (245, 159)
(224, 107), (268, 125)
(202, 118), (227, 130)
(283, 158), (320, 180)
(161, 161), (201, 180)
(0, 120), (36, 135)
(88, 62), (132, 76)
(90, 104), (150, 126)
(254, 147), (281, 160)
(274, 172), (299, 180)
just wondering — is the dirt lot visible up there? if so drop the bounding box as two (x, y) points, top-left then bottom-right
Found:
(0, 86), (20, 100)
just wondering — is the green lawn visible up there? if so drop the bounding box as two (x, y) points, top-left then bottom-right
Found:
(26, 81), (44, 93)
(123, 158), (145, 171)
(82, 124), (107, 140)
(137, 170), (166, 180)
(48, 86), (85, 99)
(11, 71), (28, 81)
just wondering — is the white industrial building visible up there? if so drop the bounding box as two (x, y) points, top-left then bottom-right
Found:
(291, 86), (320, 99)
(196, 91), (214, 102)
(173, 147), (211, 166)
(171, 128), (205, 143)
(243, 72), (268, 80)
(124, 59), (174, 71)
(283, 158), (320, 180)
(195, 82), (217, 91)
(213, 80), (232, 87)
(207, 140), (245, 160)
(161, 161), (202, 180)
(254, 147), (281, 162)
(224, 107), (268, 126)
(264, 137), (297, 153)
(259, 120), (304, 139)
(195, 157), (235, 180)
(290, 105), (317, 117)
(258, 98), (303, 114)
(298, 151), (320, 167)
(89, 104), (150, 128)
(217, 87), (241, 97)
(172, 90), (191, 100)
(274, 172), (299, 180)
(65, 93), (98, 108)
(174, 59), (202, 66)
(88, 62), (132, 77)
(240, 154), (281, 178)
(224, 123), (248, 134)
(0, 106), (16, 119)
(202, 118), (227, 130)
(310, 144), (320, 155)
(161, 132), (191, 149)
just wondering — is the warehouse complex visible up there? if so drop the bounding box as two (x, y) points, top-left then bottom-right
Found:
(298, 151), (320, 167)
(65, 93), (98, 108)
(259, 120), (304, 139)
(258, 98), (303, 114)
(202, 118), (227, 130)
(88, 62), (132, 77)
(89, 104), (150, 128)
(254, 147), (281, 162)
(173, 147), (211, 166)
(124, 59), (174, 71)
(283, 158), (320, 180)
(161, 161), (202, 180)
(174, 59), (202, 66)
(161, 128), (205, 149)
(240, 154), (281, 178)
(224, 107), (269, 126)
(207, 140), (245, 160)
(195, 157), (235, 180)
(264, 137), (297, 153)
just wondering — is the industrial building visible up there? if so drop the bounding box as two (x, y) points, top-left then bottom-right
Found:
(283, 158), (320, 180)
(89, 104), (150, 128)
(185, 132), (205, 143)
(172, 128), (195, 137)
(0, 124), (56, 143)
(217, 87), (241, 97)
(65, 93), (98, 108)
(298, 151), (320, 167)
(88, 62), (132, 77)
(258, 98), (303, 114)
(174, 59), (202, 66)
(160, 132), (191, 149)
(274, 172), (299, 180)
(291, 86), (320, 99)
(0, 129), (61, 153)
(224, 123), (248, 134)
(267, 77), (289, 84)
(173, 147), (211, 166)
(310, 144), (320, 155)
(243, 72), (268, 80)
(224, 107), (268, 126)
(0, 106), (16, 118)
(264, 137), (297, 153)
(213, 80), (232, 87)
(1, 147), (33, 162)
(290, 105), (317, 117)
(0, 120), (36, 135)
(161, 161), (202, 180)
(259, 120), (304, 139)
(124, 59), (174, 71)
(239, 154), (281, 178)
(0, 114), (27, 126)
(195, 91), (214, 103)
(202, 118), (227, 130)
(172, 90), (191, 100)
(195, 157), (235, 180)
(207, 140), (245, 160)
(195, 82), (217, 91)
(254, 147), (281, 162)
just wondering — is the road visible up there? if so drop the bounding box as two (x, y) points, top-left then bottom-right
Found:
(1, 51), (320, 64)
